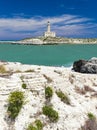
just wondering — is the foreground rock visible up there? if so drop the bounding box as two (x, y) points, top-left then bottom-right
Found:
(0, 61), (97, 130)
(73, 57), (97, 74)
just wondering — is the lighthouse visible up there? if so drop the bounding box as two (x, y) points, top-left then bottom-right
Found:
(47, 21), (50, 32)
(44, 21), (56, 37)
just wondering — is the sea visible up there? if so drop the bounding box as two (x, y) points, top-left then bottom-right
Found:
(0, 42), (97, 67)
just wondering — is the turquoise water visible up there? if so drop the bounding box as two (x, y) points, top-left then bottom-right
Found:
(0, 43), (97, 66)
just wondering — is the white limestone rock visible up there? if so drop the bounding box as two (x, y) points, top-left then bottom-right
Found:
(0, 62), (97, 130)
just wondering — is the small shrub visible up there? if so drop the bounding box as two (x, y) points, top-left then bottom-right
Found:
(45, 87), (53, 99)
(25, 69), (35, 72)
(56, 90), (70, 105)
(0, 65), (7, 73)
(7, 91), (25, 119)
(27, 124), (37, 130)
(22, 83), (27, 89)
(27, 120), (43, 130)
(88, 113), (95, 120)
(15, 70), (21, 73)
(42, 105), (59, 122)
(35, 120), (43, 130)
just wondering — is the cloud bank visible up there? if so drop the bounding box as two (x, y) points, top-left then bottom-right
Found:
(0, 14), (97, 40)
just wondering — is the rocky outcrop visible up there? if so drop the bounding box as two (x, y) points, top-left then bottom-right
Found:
(73, 58), (97, 74)
(18, 38), (43, 44)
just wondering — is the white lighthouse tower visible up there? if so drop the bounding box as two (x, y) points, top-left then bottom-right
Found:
(44, 21), (56, 37)
(47, 21), (50, 32)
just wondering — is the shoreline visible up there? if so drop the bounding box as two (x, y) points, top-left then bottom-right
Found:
(1, 41), (97, 45)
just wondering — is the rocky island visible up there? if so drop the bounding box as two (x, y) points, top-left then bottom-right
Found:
(14, 21), (97, 45)
(0, 58), (97, 130)
(17, 36), (97, 45)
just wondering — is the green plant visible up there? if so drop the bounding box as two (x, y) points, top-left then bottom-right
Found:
(22, 83), (27, 89)
(25, 69), (35, 72)
(42, 105), (59, 122)
(27, 120), (43, 130)
(0, 65), (7, 73)
(15, 70), (21, 73)
(88, 113), (95, 120)
(7, 91), (25, 119)
(56, 90), (70, 105)
(27, 124), (37, 130)
(35, 120), (43, 130)
(45, 87), (53, 99)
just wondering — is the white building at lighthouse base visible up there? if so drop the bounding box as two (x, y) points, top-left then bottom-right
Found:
(44, 31), (56, 37)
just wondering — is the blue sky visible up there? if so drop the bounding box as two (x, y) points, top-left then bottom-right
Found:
(0, 0), (97, 40)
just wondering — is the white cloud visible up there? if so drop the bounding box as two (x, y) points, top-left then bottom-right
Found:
(0, 14), (96, 40)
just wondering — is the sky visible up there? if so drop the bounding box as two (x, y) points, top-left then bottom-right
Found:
(0, 0), (97, 40)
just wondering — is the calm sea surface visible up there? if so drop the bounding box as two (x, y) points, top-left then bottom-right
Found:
(0, 43), (97, 66)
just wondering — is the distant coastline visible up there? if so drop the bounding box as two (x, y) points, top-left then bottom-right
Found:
(1, 37), (97, 45)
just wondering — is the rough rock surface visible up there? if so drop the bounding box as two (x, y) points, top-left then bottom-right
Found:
(0, 61), (97, 130)
(73, 57), (97, 74)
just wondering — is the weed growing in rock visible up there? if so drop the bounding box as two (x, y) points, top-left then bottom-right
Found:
(25, 69), (35, 72)
(22, 83), (27, 89)
(35, 120), (43, 130)
(42, 105), (59, 122)
(45, 87), (53, 99)
(27, 124), (37, 130)
(88, 113), (95, 120)
(27, 120), (43, 130)
(0, 65), (7, 73)
(56, 90), (70, 105)
(15, 70), (21, 73)
(7, 91), (25, 120)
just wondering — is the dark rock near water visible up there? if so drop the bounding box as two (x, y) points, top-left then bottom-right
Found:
(73, 60), (87, 73)
(73, 58), (97, 74)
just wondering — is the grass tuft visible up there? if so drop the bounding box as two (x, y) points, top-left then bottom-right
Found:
(0, 65), (7, 73)
(88, 113), (95, 120)
(45, 87), (53, 99)
(22, 83), (27, 89)
(7, 91), (25, 120)
(56, 90), (70, 105)
(42, 105), (59, 122)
